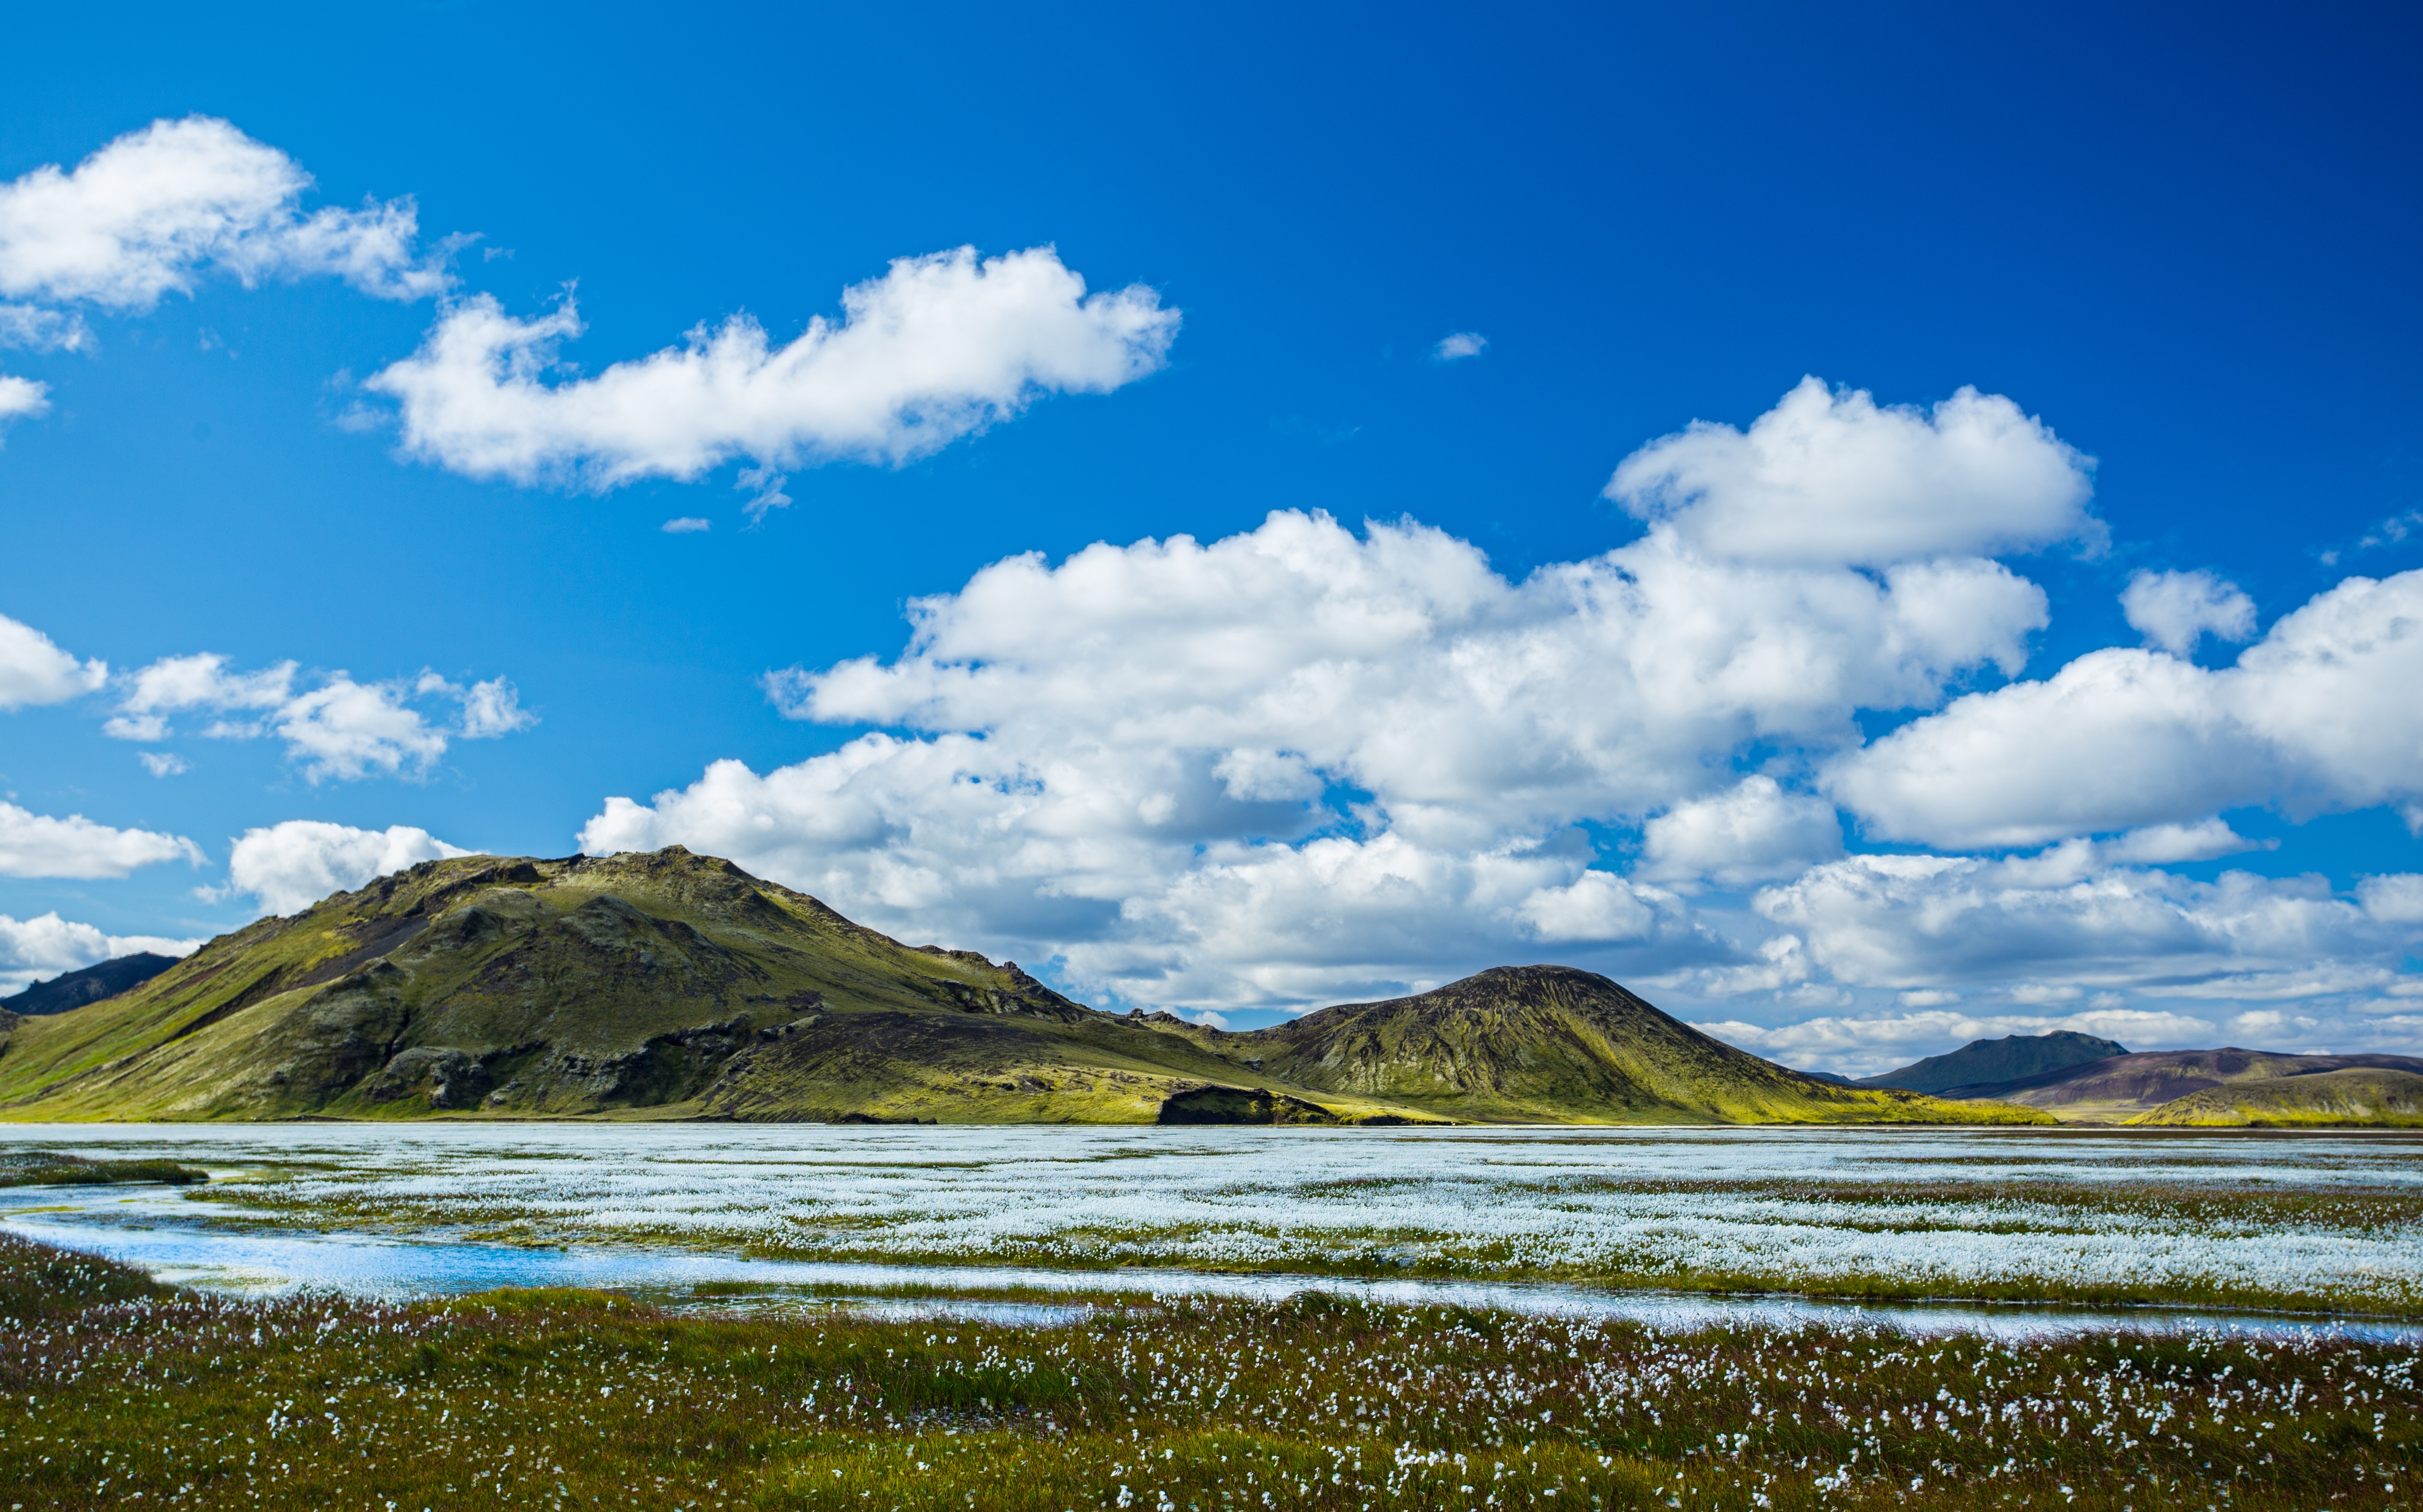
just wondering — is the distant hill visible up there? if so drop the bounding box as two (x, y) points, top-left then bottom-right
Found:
(0, 953), (180, 1015)
(0, 847), (2041, 1127)
(2129, 1067), (2423, 1127)
(1938, 1048), (2423, 1123)
(1860, 1031), (2128, 1095)
(1210, 966), (2046, 1125)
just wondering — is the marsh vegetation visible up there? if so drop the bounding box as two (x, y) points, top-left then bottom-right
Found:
(2, 1230), (2415, 1511)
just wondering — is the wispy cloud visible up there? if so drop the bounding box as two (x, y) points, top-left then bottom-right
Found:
(106, 651), (534, 781)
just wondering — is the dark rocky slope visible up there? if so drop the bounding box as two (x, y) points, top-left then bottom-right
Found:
(0, 953), (180, 1015)
(1859, 1030), (2128, 1095)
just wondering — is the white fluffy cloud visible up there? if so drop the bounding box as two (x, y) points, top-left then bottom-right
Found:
(0, 801), (202, 878)
(1695, 1006), (2232, 1077)
(0, 116), (450, 441)
(0, 116), (448, 311)
(2361, 873), (2423, 925)
(1673, 850), (2423, 1071)
(1606, 377), (2097, 567)
(582, 447), (2049, 1005)
(1638, 775), (1843, 886)
(0, 611), (105, 708)
(2121, 568), (2257, 655)
(365, 246), (1178, 491)
(576, 375), (2423, 1044)
(1748, 852), (2421, 998)
(1433, 331), (1487, 360)
(105, 652), (533, 781)
(0, 373), (47, 430)
(0, 912), (201, 993)
(1829, 568), (2423, 848)
(223, 820), (476, 917)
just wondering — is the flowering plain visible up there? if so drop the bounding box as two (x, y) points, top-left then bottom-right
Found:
(2, 1227), (2416, 1512)
(9, 1124), (2423, 1317)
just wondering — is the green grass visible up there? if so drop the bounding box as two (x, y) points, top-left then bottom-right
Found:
(0, 1230), (2415, 1510)
(0, 1148), (209, 1187)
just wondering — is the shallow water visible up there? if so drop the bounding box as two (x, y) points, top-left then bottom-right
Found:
(6, 1122), (2420, 1330)
(8, 1183), (2417, 1344)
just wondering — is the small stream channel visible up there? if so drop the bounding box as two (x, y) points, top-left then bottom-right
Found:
(8, 1182), (2418, 1343)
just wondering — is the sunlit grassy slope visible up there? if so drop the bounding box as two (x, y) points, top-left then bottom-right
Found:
(1946, 1048), (2423, 1124)
(0, 847), (2036, 1125)
(2129, 1067), (2423, 1126)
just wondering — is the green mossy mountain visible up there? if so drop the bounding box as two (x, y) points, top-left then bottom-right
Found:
(1939, 1047), (2423, 1123)
(2126, 1066), (2423, 1127)
(1859, 1030), (2129, 1095)
(0, 847), (2042, 1126)
(1190, 967), (2047, 1124)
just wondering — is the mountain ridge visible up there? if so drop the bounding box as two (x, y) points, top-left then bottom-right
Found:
(2125, 1066), (2423, 1126)
(0, 953), (181, 1016)
(1934, 1047), (2423, 1123)
(1858, 1030), (2129, 1095)
(0, 847), (2044, 1127)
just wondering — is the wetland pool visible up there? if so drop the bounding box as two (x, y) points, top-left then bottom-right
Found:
(5, 1121), (2419, 1333)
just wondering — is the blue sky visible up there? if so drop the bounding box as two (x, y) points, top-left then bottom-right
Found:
(1, 0), (2418, 1071)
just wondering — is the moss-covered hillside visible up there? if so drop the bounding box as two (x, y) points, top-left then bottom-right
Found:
(2128, 1067), (2423, 1127)
(1218, 966), (2049, 1125)
(0, 848), (2039, 1125)
(1943, 1047), (2423, 1124)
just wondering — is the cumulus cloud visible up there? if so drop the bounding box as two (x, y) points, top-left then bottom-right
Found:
(2122, 568), (2257, 655)
(662, 517), (711, 534)
(105, 652), (534, 781)
(1638, 776), (1842, 886)
(2359, 873), (2423, 925)
(585, 485), (2044, 1006)
(222, 820), (476, 917)
(1749, 852), (2420, 998)
(0, 611), (106, 708)
(1513, 870), (1670, 943)
(1694, 1005), (2224, 1077)
(1828, 568), (2423, 848)
(0, 373), (45, 430)
(1606, 376), (2097, 567)
(0, 911), (202, 993)
(571, 375), (2422, 1036)
(1432, 331), (1487, 361)
(365, 246), (1178, 492)
(0, 115), (449, 311)
(0, 800), (202, 878)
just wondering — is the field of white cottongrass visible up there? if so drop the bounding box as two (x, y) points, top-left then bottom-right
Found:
(7, 1124), (2420, 1316)
(2, 1227), (2415, 1512)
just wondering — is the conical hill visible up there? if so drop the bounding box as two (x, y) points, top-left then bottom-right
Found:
(1228, 965), (2042, 1124)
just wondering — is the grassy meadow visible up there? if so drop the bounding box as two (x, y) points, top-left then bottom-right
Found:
(2, 1229), (2416, 1512)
